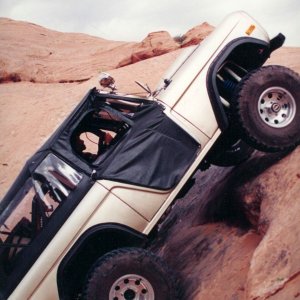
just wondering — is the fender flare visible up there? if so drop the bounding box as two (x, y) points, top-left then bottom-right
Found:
(57, 223), (147, 299)
(206, 36), (272, 131)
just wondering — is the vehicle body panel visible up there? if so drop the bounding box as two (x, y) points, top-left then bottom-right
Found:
(100, 180), (170, 221)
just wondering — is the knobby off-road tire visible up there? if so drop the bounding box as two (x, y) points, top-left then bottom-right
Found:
(232, 65), (300, 152)
(83, 247), (179, 300)
(206, 135), (254, 167)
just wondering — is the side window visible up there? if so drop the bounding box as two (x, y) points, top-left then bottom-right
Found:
(0, 154), (82, 282)
(71, 108), (129, 163)
(73, 130), (115, 163)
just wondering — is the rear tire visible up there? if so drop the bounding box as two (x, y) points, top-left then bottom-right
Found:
(207, 138), (254, 167)
(83, 247), (179, 300)
(232, 65), (300, 152)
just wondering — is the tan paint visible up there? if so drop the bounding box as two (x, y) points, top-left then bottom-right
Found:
(9, 184), (148, 300)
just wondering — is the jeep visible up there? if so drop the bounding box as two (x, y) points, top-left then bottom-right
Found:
(0, 11), (299, 300)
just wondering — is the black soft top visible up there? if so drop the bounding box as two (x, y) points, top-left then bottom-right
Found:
(2, 88), (200, 206)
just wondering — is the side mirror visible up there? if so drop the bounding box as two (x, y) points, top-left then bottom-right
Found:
(98, 72), (117, 92)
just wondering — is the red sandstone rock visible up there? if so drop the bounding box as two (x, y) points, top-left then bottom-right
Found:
(181, 22), (214, 47)
(0, 17), (300, 300)
(118, 31), (179, 67)
(0, 17), (135, 83)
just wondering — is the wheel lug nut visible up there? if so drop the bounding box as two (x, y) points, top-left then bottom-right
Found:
(135, 280), (140, 285)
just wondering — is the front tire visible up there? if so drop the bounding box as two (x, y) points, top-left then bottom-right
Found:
(233, 65), (300, 152)
(83, 247), (179, 300)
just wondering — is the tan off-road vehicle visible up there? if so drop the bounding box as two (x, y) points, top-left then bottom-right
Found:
(1, 11), (299, 300)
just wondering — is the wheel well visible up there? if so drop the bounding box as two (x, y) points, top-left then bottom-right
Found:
(207, 37), (270, 131)
(57, 224), (147, 300)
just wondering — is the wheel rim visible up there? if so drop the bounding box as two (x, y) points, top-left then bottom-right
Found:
(257, 86), (296, 128)
(109, 274), (155, 300)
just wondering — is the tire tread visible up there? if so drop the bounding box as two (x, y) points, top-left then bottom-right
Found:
(82, 247), (180, 300)
(232, 65), (300, 152)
